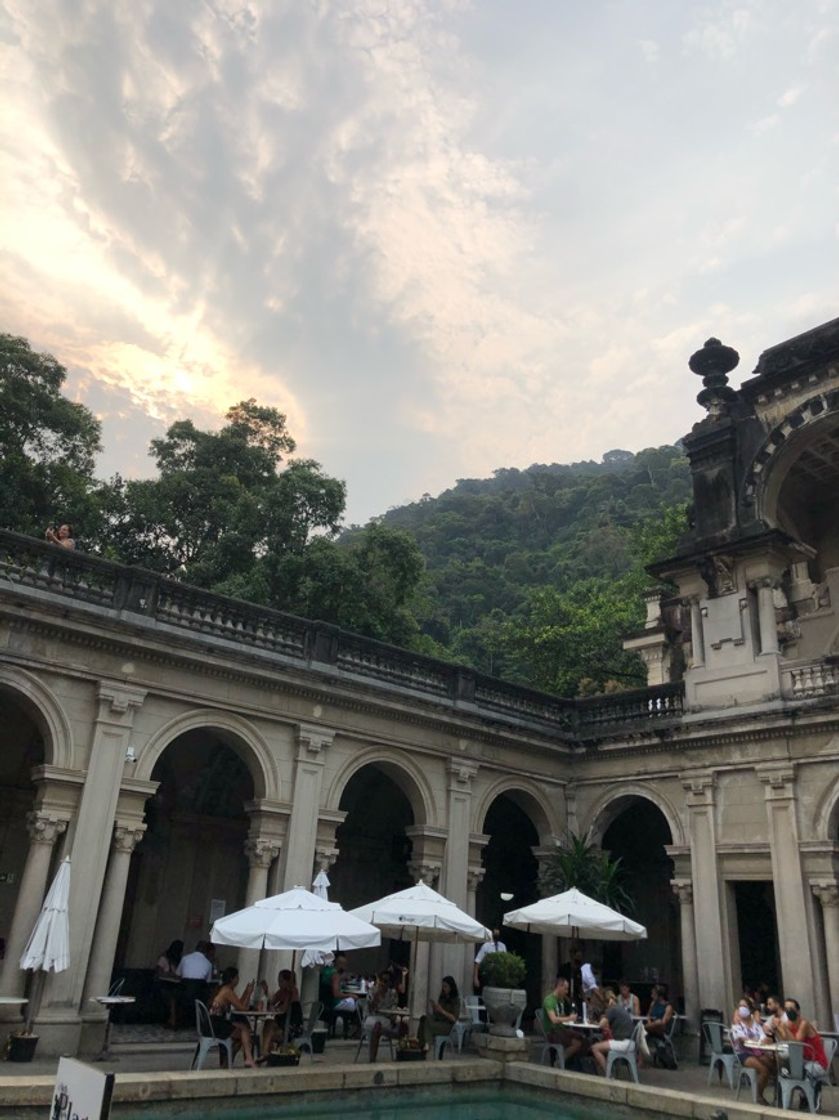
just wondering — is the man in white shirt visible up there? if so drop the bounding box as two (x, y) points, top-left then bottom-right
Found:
(177, 940), (214, 1011)
(473, 929), (507, 993)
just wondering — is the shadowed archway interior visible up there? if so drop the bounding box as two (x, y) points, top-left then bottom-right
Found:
(0, 688), (47, 954)
(114, 730), (255, 1019)
(478, 794), (541, 1010)
(600, 797), (678, 1007)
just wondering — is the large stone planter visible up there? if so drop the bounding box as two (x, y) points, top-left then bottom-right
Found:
(482, 986), (526, 1037)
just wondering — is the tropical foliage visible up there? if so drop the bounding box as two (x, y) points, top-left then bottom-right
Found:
(538, 832), (633, 913)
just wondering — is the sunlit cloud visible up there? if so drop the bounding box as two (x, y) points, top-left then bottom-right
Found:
(0, 0), (837, 519)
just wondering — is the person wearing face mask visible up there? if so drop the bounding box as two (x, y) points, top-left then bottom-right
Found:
(776, 999), (828, 1080)
(730, 1000), (774, 1103)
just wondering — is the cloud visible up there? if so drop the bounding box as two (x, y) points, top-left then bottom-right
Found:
(777, 85), (803, 107)
(1, 0), (838, 522)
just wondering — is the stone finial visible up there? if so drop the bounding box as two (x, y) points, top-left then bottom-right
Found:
(689, 337), (739, 415)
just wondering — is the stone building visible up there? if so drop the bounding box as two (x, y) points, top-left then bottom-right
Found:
(0, 317), (837, 1057)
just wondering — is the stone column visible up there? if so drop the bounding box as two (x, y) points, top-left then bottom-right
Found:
(441, 760), (479, 995)
(757, 765), (825, 1023)
(811, 883), (839, 1025)
(407, 858), (442, 1024)
(238, 835), (281, 981)
(671, 880), (699, 1031)
(682, 772), (728, 1012)
(82, 823), (146, 1011)
(688, 597), (705, 667)
(281, 725), (334, 890)
(532, 846), (558, 998)
(41, 683), (146, 1025)
(754, 578), (779, 655)
(0, 812), (68, 1001)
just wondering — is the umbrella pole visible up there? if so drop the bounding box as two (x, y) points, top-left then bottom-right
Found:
(24, 971), (45, 1034)
(284, 951), (297, 1046)
(410, 926), (419, 1034)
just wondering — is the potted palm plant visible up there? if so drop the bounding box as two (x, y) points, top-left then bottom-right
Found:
(479, 951), (527, 1037)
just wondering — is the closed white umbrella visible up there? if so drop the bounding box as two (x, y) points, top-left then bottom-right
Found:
(312, 869), (330, 901)
(302, 871), (333, 968)
(503, 887), (646, 941)
(20, 856), (71, 1032)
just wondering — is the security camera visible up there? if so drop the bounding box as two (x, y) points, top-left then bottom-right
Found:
(125, 746), (137, 764)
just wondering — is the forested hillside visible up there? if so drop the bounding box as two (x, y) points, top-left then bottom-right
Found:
(371, 447), (692, 693)
(1, 332), (691, 697)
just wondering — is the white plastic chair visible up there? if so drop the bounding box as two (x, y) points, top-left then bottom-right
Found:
(191, 1000), (233, 1071)
(534, 1014), (565, 1068)
(464, 996), (486, 1034)
(297, 1000), (324, 1059)
(778, 1040), (822, 1112)
(704, 1020), (738, 1090)
(605, 1021), (641, 1083)
(735, 1065), (759, 1103)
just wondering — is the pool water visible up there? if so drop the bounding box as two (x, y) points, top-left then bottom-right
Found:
(117, 1087), (636, 1120)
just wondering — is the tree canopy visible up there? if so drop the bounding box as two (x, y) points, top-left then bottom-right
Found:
(0, 333), (691, 688)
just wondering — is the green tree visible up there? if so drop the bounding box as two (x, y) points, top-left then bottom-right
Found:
(0, 334), (101, 535)
(539, 832), (633, 913)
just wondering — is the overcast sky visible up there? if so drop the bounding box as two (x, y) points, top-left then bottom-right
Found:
(1, 1), (837, 523)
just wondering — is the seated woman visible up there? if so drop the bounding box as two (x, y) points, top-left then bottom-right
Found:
(364, 971), (403, 1061)
(208, 967), (257, 1068)
(617, 980), (640, 1017)
(730, 1000), (774, 1104)
(776, 998), (829, 1081)
(418, 976), (461, 1051)
(644, 983), (674, 1038)
(260, 969), (302, 1054)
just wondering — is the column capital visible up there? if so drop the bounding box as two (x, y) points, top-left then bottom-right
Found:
(447, 758), (479, 788)
(113, 822), (146, 854)
(811, 881), (839, 909)
(671, 879), (694, 906)
(97, 682), (147, 717)
(296, 724), (335, 759)
(244, 835), (282, 869)
(25, 810), (68, 846)
(408, 860), (442, 887)
(314, 845), (339, 872)
(466, 865), (485, 893)
(682, 771), (716, 807)
(756, 764), (796, 800)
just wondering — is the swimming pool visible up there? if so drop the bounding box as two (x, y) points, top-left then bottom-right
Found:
(114, 1085), (643, 1120)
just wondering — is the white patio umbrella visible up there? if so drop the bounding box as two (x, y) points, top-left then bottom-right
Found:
(350, 881), (491, 1020)
(20, 856), (71, 1031)
(503, 887), (646, 1001)
(211, 886), (381, 1043)
(503, 887), (647, 941)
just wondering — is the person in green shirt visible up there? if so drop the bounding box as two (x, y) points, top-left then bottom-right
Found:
(542, 977), (584, 1064)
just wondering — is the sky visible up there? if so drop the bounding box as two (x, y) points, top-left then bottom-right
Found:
(1, 1), (838, 524)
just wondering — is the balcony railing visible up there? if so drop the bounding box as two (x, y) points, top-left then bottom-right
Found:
(0, 529), (685, 740)
(783, 659), (839, 700)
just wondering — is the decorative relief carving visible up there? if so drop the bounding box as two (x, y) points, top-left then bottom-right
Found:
(671, 880), (693, 906)
(408, 860), (441, 887)
(26, 811), (68, 846)
(466, 866), (485, 893)
(682, 773), (715, 808)
(113, 823), (146, 854)
(97, 683), (146, 716)
(244, 836), (282, 868)
(811, 882), (839, 909)
(447, 759), (479, 787)
(297, 724), (335, 759)
(314, 846), (339, 872)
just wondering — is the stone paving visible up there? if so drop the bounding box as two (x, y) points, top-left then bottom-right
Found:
(0, 1029), (837, 1117)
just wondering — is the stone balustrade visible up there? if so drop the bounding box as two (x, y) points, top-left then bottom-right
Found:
(0, 528), (685, 740)
(783, 658), (839, 699)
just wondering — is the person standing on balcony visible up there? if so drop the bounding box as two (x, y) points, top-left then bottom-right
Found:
(45, 523), (75, 549)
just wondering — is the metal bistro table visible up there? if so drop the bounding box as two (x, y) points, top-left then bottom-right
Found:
(91, 995), (136, 1061)
(0, 997), (29, 1008)
(744, 1040), (788, 1107)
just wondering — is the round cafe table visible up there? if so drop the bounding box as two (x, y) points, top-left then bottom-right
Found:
(744, 1041), (788, 1106)
(0, 997), (29, 1006)
(90, 995), (136, 1062)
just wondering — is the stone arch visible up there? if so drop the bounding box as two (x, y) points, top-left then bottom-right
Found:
(325, 747), (436, 827)
(582, 783), (684, 848)
(134, 708), (277, 800)
(813, 763), (839, 841)
(474, 775), (559, 845)
(745, 400), (839, 536)
(0, 666), (73, 770)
